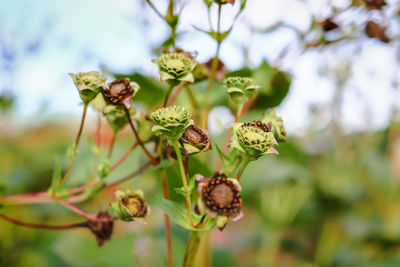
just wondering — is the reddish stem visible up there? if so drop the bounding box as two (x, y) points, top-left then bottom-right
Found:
(168, 82), (186, 107)
(111, 142), (138, 171)
(0, 213), (87, 230)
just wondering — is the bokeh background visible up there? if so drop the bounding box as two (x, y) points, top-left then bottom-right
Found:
(2, 0), (400, 266)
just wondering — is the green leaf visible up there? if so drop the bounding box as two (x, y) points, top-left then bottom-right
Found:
(174, 177), (195, 197)
(193, 26), (231, 43)
(48, 159), (64, 197)
(158, 198), (215, 231)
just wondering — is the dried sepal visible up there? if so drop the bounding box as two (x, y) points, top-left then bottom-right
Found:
(102, 78), (139, 109)
(87, 209), (114, 247)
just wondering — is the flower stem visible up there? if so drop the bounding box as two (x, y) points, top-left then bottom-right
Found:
(59, 103), (88, 185)
(145, 0), (165, 20)
(236, 103), (244, 122)
(108, 130), (117, 159)
(111, 141), (138, 171)
(183, 231), (203, 267)
(163, 84), (175, 107)
(0, 213), (87, 230)
(124, 107), (158, 165)
(162, 169), (173, 267)
(173, 142), (193, 225)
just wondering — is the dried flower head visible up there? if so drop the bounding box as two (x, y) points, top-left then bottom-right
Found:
(179, 125), (211, 155)
(151, 105), (193, 142)
(224, 77), (259, 104)
(69, 71), (106, 103)
(262, 109), (287, 142)
(196, 172), (242, 230)
(87, 210), (114, 247)
(231, 120), (278, 160)
(110, 189), (150, 222)
(365, 21), (390, 43)
(154, 53), (196, 85)
(102, 78), (139, 109)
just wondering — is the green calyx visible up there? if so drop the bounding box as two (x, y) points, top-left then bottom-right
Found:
(231, 121), (278, 160)
(262, 109), (287, 142)
(224, 76), (259, 104)
(110, 189), (150, 222)
(69, 71), (106, 103)
(103, 105), (135, 132)
(154, 53), (196, 85)
(151, 106), (193, 142)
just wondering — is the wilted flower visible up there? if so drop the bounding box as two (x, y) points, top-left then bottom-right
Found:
(196, 172), (242, 230)
(102, 78), (139, 109)
(179, 125), (211, 155)
(231, 120), (278, 160)
(153, 53), (196, 85)
(87, 210), (114, 247)
(151, 106), (193, 142)
(110, 189), (150, 222)
(224, 77), (259, 104)
(262, 109), (287, 142)
(69, 71), (106, 103)
(365, 21), (390, 43)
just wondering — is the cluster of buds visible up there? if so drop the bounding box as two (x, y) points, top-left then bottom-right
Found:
(230, 120), (278, 161)
(196, 172), (242, 230)
(69, 71), (106, 104)
(153, 53), (196, 85)
(110, 189), (150, 222)
(151, 105), (193, 143)
(224, 76), (259, 105)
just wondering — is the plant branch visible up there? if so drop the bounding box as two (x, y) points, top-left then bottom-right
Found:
(0, 213), (87, 230)
(124, 107), (158, 165)
(163, 84), (176, 107)
(111, 141), (138, 171)
(107, 160), (153, 187)
(145, 0), (165, 20)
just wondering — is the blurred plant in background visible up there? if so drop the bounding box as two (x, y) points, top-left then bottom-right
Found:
(1, 0), (400, 266)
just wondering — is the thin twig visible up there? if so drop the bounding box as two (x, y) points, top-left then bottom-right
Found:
(111, 141), (138, 171)
(108, 160), (153, 187)
(0, 213), (87, 230)
(145, 0), (165, 20)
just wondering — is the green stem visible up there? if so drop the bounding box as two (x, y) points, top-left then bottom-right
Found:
(236, 158), (250, 181)
(236, 103), (244, 122)
(173, 142), (193, 225)
(183, 231), (203, 267)
(163, 84), (175, 107)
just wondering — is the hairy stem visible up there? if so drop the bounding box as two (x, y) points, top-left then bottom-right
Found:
(173, 142), (193, 225)
(0, 213), (87, 230)
(124, 107), (158, 165)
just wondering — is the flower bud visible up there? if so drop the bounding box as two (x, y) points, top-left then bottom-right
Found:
(110, 189), (150, 222)
(196, 172), (243, 230)
(231, 120), (278, 160)
(151, 105), (193, 142)
(69, 71), (106, 104)
(179, 125), (211, 155)
(87, 210), (114, 247)
(103, 105), (135, 132)
(153, 53), (196, 85)
(102, 78), (139, 109)
(262, 109), (287, 142)
(224, 77), (259, 105)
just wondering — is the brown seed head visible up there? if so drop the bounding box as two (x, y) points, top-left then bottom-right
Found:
(87, 210), (114, 247)
(102, 78), (136, 106)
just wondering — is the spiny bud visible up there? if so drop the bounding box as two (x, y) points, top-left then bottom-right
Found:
(87, 210), (114, 247)
(179, 125), (211, 155)
(110, 189), (150, 222)
(231, 120), (278, 160)
(224, 77), (259, 105)
(195, 172), (243, 230)
(151, 106), (193, 142)
(69, 71), (106, 104)
(262, 109), (287, 142)
(153, 53), (196, 85)
(102, 78), (139, 109)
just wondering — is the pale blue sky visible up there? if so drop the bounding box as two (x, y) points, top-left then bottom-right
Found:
(1, 0), (399, 134)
